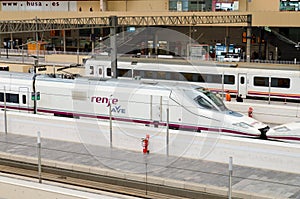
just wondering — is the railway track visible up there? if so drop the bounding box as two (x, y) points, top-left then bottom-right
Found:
(0, 158), (228, 199)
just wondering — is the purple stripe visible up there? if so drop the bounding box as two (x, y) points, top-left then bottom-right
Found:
(1, 105), (258, 137)
(267, 136), (300, 141)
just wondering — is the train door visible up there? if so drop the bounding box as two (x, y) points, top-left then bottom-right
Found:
(19, 87), (30, 113)
(237, 73), (247, 97)
(150, 95), (162, 126)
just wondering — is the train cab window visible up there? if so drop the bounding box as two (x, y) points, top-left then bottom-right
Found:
(89, 66), (94, 75)
(98, 68), (102, 76)
(22, 95), (26, 104)
(271, 77), (290, 88)
(194, 96), (216, 110)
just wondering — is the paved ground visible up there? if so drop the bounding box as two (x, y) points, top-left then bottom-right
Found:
(0, 133), (299, 198)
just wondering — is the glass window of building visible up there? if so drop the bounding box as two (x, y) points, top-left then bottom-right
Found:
(280, 0), (300, 11)
(169, 0), (212, 11)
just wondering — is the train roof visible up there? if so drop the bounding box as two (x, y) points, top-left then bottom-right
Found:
(87, 55), (300, 72)
(0, 71), (203, 92)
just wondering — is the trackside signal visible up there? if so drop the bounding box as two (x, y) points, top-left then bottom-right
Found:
(31, 92), (40, 100)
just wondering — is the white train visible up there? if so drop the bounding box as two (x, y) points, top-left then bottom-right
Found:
(84, 57), (299, 100)
(0, 71), (269, 138)
(268, 122), (300, 143)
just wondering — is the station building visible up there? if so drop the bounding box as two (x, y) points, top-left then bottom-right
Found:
(0, 0), (299, 61)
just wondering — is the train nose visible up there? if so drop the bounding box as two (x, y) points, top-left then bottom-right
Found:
(259, 126), (270, 139)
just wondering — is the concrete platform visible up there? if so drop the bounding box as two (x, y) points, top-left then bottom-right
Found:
(0, 133), (299, 199)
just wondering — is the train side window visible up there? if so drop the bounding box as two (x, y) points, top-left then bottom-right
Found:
(240, 76), (245, 84)
(271, 77), (290, 88)
(224, 75), (235, 85)
(6, 93), (19, 103)
(170, 72), (180, 81)
(133, 70), (140, 77)
(196, 74), (205, 82)
(118, 69), (132, 77)
(89, 66), (94, 75)
(165, 72), (171, 80)
(145, 71), (153, 78)
(157, 71), (166, 80)
(254, 77), (268, 87)
(181, 73), (193, 81)
(22, 95), (26, 104)
(106, 68), (111, 76)
(0, 92), (3, 102)
(206, 74), (222, 83)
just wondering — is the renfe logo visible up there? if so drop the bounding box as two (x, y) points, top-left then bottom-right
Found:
(91, 96), (118, 107)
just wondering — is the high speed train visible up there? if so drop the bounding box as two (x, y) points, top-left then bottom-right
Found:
(84, 57), (300, 100)
(268, 122), (300, 143)
(0, 71), (269, 138)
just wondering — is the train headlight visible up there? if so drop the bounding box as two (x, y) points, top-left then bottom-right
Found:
(232, 122), (253, 129)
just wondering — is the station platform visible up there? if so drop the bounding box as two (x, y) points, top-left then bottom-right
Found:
(0, 133), (299, 199)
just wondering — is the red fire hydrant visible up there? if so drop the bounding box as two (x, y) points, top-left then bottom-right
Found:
(248, 107), (253, 118)
(142, 134), (150, 154)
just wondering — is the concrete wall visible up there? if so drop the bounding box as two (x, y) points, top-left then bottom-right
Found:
(239, 0), (279, 12)
(1, 111), (300, 174)
(107, 0), (168, 12)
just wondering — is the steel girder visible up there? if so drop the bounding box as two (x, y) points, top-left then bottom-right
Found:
(0, 14), (250, 34)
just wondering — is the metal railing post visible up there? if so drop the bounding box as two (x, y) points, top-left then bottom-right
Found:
(228, 156), (233, 199)
(37, 131), (42, 183)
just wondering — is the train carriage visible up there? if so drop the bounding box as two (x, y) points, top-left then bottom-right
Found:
(84, 58), (300, 101)
(0, 71), (269, 139)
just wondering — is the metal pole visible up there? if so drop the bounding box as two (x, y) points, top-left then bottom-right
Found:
(145, 162), (148, 196)
(4, 86), (7, 134)
(22, 45), (24, 63)
(246, 15), (252, 63)
(109, 95), (112, 148)
(77, 49), (79, 65)
(166, 108), (169, 156)
(228, 156), (233, 199)
(35, 16), (39, 58)
(222, 71), (225, 100)
(268, 76), (271, 104)
(37, 131), (42, 183)
(34, 91), (37, 114)
(109, 16), (118, 78)
(4, 42), (8, 59)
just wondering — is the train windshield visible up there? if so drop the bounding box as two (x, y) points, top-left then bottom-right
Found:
(194, 96), (218, 110)
(196, 88), (227, 111)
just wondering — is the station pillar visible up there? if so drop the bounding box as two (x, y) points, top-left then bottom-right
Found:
(246, 15), (252, 63)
